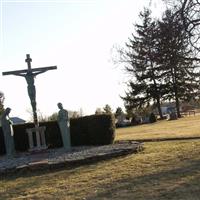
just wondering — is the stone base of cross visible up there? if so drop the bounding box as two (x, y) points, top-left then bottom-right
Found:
(26, 126), (47, 152)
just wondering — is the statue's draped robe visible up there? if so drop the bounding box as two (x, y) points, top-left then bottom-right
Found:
(1, 114), (15, 156)
(57, 109), (71, 150)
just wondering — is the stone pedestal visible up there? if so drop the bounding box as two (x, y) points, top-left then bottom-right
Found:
(26, 126), (47, 151)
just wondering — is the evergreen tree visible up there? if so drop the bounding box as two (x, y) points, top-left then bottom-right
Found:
(95, 108), (103, 115)
(103, 104), (112, 114)
(115, 107), (123, 118)
(118, 5), (200, 118)
(157, 9), (200, 117)
(48, 112), (58, 121)
(121, 8), (164, 119)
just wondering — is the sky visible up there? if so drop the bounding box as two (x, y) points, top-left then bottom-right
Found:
(0, 0), (166, 121)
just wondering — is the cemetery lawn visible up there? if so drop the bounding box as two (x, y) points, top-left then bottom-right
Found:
(116, 114), (200, 141)
(1, 115), (200, 200)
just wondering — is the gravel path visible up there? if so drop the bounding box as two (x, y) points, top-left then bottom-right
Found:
(0, 141), (143, 174)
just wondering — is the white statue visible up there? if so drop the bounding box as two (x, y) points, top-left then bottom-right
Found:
(57, 103), (71, 150)
(1, 107), (15, 157)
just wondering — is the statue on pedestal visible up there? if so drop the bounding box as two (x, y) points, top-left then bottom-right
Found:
(1, 107), (15, 157)
(57, 103), (71, 150)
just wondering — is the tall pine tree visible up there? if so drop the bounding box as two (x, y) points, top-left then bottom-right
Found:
(157, 9), (200, 117)
(121, 8), (164, 118)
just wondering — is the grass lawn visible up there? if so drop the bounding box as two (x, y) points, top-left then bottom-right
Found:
(1, 115), (200, 200)
(116, 114), (200, 141)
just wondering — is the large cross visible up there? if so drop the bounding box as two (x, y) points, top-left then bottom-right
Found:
(2, 54), (57, 126)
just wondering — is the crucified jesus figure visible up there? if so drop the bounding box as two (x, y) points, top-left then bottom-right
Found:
(2, 54), (57, 126)
(13, 69), (46, 124)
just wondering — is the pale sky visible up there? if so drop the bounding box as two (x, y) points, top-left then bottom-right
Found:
(0, 0), (165, 120)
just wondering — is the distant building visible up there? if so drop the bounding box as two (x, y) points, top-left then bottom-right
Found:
(157, 102), (196, 116)
(116, 113), (131, 127)
(10, 117), (26, 125)
(161, 106), (176, 115)
(159, 103), (176, 115)
(153, 102), (176, 117)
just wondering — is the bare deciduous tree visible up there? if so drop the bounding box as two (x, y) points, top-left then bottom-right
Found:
(163, 0), (200, 52)
(0, 91), (5, 114)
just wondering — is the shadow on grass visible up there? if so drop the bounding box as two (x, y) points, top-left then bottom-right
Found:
(117, 137), (200, 143)
(1, 154), (200, 200)
(86, 159), (200, 200)
(0, 164), (79, 199)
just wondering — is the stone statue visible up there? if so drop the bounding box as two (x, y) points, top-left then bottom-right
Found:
(57, 103), (71, 150)
(2, 54), (57, 126)
(1, 107), (15, 157)
(14, 70), (45, 123)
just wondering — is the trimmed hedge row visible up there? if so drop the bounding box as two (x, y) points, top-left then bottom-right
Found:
(0, 121), (63, 155)
(70, 114), (115, 145)
(0, 114), (115, 155)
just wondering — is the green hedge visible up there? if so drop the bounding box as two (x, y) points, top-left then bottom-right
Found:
(0, 129), (6, 154)
(0, 121), (62, 155)
(0, 114), (115, 155)
(70, 114), (115, 145)
(149, 113), (157, 123)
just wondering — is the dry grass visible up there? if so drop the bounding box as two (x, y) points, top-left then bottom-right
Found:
(116, 115), (200, 141)
(1, 115), (200, 200)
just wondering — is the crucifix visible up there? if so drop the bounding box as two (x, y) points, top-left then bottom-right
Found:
(2, 54), (57, 126)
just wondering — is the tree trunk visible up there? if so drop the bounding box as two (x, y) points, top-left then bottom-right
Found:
(156, 97), (163, 119)
(171, 67), (181, 118)
(173, 79), (181, 118)
(150, 61), (164, 119)
(175, 92), (181, 118)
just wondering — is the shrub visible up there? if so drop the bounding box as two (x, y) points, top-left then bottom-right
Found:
(0, 114), (115, 155)
(131, 115), (141, 125)
(70, 114), (115, 145)
(0, 128), (6, 155)
(0, 121), (62, 155)
(149, 112), (157, 123)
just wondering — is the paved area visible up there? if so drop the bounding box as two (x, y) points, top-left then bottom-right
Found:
(0, 141), (143, 174)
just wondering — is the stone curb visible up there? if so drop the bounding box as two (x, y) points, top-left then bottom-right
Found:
(0, 142), (143, 175)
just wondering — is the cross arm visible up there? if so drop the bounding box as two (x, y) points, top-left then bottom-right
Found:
(2, 66), (57, 76)
(2, 69), (28, 76)
(31, 66), (57, 74)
